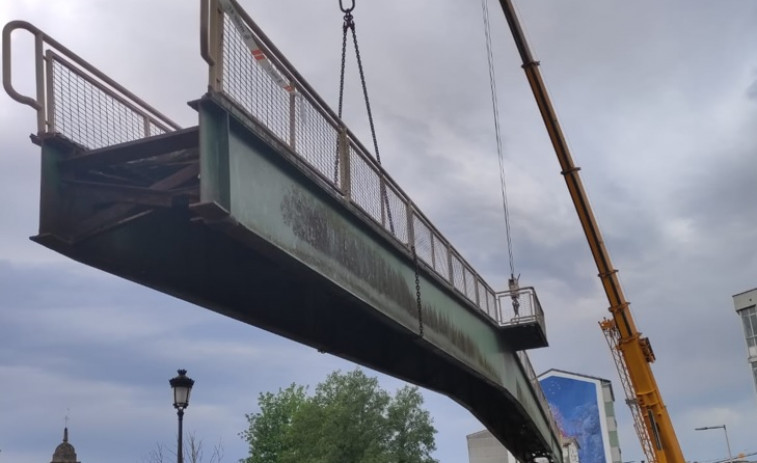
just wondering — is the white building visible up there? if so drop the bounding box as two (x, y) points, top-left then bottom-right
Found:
(466, 429), (580, 463)
(732, 288), (757, 395)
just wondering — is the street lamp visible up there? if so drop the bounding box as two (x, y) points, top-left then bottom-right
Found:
(695, 425), (733, 463)
(169, 369), (195, 463)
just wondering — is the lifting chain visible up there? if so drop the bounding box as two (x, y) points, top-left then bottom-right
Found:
(333, 0), (395, 234)
(339, 0), (354, 13)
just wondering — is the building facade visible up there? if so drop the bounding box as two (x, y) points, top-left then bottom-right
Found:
(537, 370), (622, 463)
(466, 370), (621, 463)
(732, 288), (757, 395)
(466, 428), (580, 463)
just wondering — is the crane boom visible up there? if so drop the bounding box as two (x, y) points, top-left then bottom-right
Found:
(495, 2), (685, 463)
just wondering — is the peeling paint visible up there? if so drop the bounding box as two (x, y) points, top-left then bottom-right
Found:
(281, 187), (500, 381)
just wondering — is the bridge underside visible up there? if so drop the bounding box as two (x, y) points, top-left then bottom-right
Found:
(30, 95), (561, 463)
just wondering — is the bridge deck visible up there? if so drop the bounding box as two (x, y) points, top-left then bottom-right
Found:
(30, 94), (561, 462)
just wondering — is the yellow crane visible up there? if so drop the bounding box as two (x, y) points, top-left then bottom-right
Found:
(494, 2), (685, 463)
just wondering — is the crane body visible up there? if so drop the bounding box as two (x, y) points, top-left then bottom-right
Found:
(495, 2), (685, 463)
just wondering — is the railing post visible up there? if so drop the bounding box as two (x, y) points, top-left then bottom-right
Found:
(430, 234), (436, 270)
(461, 263), (468, 297)
(447, 247), (454, 286)
(205, 0), (224, 92)
(288, 84), (296, 150)
(406, 203), (415, 249)
(44, 50), (55, 133)
(338, 127), (351, 200)
(474, 276), (480, 308)
(34, 31), (45, 134)
(380, 178), (387, 228)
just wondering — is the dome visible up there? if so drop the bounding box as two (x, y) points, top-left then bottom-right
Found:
(51, 428), (80, 463)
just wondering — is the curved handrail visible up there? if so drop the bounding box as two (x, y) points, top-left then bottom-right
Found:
(200, 0), (215, 65)
(2, 20), (180, 135)
(2, 21), (42, 110)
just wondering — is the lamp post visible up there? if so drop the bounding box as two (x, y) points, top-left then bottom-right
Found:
(695, 425), (733, 463)
(169, 369), (195, 463)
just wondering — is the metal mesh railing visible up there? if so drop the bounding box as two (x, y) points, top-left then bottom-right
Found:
(50, 54), (172, 149)
(496, 287), (545, 324)
(518, 350), (562, 442)
(2, 22), (179, 150)
(204, 0), (510, 325)
(220, 13), (342, 185)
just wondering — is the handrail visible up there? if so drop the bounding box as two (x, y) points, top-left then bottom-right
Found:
(3, 21), (45, 131)
(200, 0), (214, 65)
(203, 0), (505, 321)
(2, 20), (180, 137)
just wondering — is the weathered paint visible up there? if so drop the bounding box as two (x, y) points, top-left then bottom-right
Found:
(198, 95), (561, 461)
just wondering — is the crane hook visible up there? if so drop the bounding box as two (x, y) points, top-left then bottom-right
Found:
(339, 0), (355, 13)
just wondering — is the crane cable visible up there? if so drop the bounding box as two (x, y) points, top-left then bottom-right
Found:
(334, 0), (395, 234)
(481, 0), (521, 311)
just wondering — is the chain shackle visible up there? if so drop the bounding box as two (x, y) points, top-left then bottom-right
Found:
(339, 0), (355, 13)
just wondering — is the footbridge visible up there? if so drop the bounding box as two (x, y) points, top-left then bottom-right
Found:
(2, 1), (561, 461)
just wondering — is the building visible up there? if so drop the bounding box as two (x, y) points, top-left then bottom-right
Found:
(466, 369), (621, 463)
(466, 428), (580, 463)
(51, 427), (80, 463)
(732, 288), (757, 395)
(537, 370), (622, 463)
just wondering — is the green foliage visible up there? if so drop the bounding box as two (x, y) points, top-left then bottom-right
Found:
(240, 384), (307, 463)
(240, 369), (437, 463)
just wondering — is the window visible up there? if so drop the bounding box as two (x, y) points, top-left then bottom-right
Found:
(740, 306), (757, 349)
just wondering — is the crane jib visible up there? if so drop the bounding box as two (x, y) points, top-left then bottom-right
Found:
(495, 1), (686, 463)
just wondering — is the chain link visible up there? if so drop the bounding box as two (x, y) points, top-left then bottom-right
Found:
(334, 3), (395, 233)
(333, 15), (350, 183)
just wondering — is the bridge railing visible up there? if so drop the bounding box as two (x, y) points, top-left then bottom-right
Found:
(201, 0), (504, 322)
(496, 286), (546, 329)
(2, 21), (179, 149)
(517, 350), (561, 444)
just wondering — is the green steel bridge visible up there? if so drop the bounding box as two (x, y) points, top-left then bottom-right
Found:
(2, 1), (560, 461)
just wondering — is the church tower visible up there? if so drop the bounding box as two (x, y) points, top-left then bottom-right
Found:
(51, 428), (80, 463)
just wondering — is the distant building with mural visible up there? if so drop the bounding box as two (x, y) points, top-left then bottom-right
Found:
(466, 369), (620, 463)
(537, 370), (621, 463)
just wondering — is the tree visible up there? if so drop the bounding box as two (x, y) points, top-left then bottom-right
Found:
(240, 384), (307, 463)
(143, 433), (224, 463)
(386, 386), (437, 463)
(240, 369), (437, 463)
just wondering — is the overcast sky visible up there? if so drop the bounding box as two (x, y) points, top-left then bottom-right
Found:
(2, 1), (757, 463)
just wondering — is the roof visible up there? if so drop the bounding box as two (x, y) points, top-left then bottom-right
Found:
(732, 287), (757, 297)
(537, 368), (616, 401)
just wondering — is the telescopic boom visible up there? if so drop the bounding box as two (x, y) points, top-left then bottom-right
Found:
(495, 2), (685, 463)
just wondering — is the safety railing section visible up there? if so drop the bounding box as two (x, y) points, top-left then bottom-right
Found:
(517, 350), (562, 444)
(2, 21), (180, 150)
(201, 0), (502, 322)
(496, 286), (546, 328)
